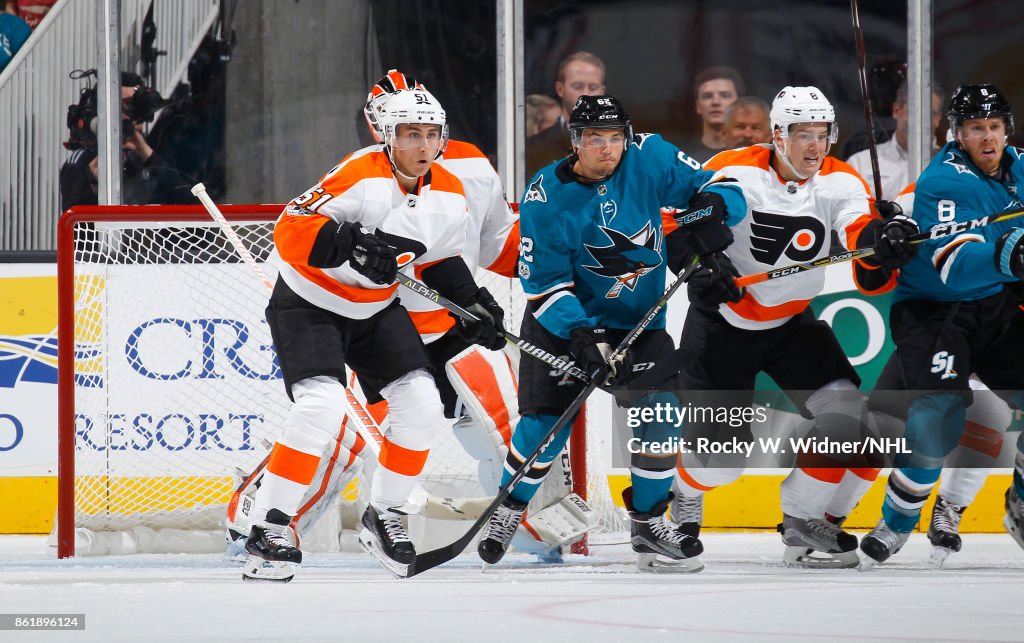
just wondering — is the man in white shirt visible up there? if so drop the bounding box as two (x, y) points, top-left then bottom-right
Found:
(846, 81), (944, 199)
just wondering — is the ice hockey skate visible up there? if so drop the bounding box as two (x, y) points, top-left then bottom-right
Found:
(1004, 486), (1024, 551)
(927, 495), (965, 568)
(478, 498), (528, 565)
(672, 493), (703, 540)
(626, 490), (703, 573)
(359, 504), (416, 578)
(778, 513), (858, 569)
(242, 509), (302, 582)
(859, 518), (910, 570)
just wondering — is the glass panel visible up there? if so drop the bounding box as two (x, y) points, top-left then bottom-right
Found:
(524, 0), (912, 185)
(222, 0), (497, 203)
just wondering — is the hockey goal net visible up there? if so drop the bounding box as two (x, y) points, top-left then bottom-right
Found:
(56, 205), (627, 558)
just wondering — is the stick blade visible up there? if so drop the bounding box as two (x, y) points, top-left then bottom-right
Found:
(406, 531), (478, 578)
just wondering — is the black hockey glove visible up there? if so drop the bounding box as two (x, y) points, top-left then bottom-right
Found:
(568, 327), (632, 385)
(874, 199), (902, 220)
(672, 191), (734, 257)
(686, 253), (745, 310)
(336, 222), (398, 285)
(569, 327), (613, 383)
(995, 228), (1024, 279)
(866, 203), (919, 270)
(452, 287), (506, 351)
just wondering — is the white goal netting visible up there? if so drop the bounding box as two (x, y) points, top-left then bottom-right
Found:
(57, 207), (627, 556)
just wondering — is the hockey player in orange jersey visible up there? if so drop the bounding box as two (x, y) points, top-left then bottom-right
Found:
(241, 86), (506, 580)
(660, 86), (919, 567)
(227, 72), (591, 566)
(361, 72), (595, 558)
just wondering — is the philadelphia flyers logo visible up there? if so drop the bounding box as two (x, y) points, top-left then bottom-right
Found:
(374, 231), (427, 267)
(749, 210), (826, 265)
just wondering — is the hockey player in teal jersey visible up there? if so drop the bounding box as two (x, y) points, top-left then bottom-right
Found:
(861, 84), (1024, 567)
(476, 94), (745, 571)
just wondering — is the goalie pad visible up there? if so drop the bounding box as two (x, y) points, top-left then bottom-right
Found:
(519, 493), (595, 549)
(225, 428), (364, 553)
(445, 345), (519, 459)
(446, 345), (592, 552)
(447, 345), (518, 494)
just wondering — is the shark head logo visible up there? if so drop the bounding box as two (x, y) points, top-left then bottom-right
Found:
(943, 151), (977, 177)
(583, 223), (663, 298)
(524, 175), (547, 203)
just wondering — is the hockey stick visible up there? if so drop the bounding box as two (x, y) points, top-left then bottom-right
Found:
(395, 273), (591, 384)
(850, 0), (884, 199)
(191, 183), (490, 521)
(193, 191), (587, 385)
(191, 181), (585, 385)
(340, 381), (491, 520)
(734, 207), (1024, 288)
(406, 260), (695, 577)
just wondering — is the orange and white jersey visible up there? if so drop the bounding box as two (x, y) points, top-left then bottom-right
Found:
(440, 141), (519, 276)
(270, 149), (469, 320)
(402, 140), (520, 342)
(705, 144), (877, 330)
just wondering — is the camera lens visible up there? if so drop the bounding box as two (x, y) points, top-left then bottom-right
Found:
(121, 117), (135, 142)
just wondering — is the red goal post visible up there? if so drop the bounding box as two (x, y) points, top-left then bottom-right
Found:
(56, 205), (606, 558)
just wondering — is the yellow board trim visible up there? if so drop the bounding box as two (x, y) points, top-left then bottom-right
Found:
(2, 474), (1016, 534)
(609, 473), (1013, 532)
(74, 476), (236, 516)
(1, 477), (59, 533)
(1, 276), (58, 334)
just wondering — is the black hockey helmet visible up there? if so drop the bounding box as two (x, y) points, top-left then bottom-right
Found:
(947, 84), (1014, 135)
(569, 94), (633, 151)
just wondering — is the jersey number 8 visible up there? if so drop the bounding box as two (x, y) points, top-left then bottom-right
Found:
(937, 199), (956, 222)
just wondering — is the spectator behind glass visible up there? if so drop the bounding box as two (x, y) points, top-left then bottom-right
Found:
(526, 93), (560, 137)
(673, 66), (744, 163)
(846, 80), (944, 199)
(838, 60), (906, 160)
(60, 71), (176, 211)
(0, 1), (30, 73)
(525, 51), (606, 178)
(721, 96), (771, 150)
(15, 0), (53, 29)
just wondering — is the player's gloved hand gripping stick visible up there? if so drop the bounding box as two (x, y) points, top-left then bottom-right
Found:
(734, 207), (1024, 288)
(393, 272), (593, 384)
(192, 183), (495, 520)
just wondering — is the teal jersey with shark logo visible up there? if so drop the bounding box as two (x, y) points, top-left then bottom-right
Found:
(517, 132), (744, 338)
(894, 141), (1024, 303)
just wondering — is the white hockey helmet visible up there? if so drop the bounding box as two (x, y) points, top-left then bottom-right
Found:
(373, 88), (449, 159)
(770, 86), (838, 143)
(364, 69), (426, 144)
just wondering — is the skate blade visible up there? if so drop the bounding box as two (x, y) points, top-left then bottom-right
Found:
(928, 546), (953, 568)
(636, 552), (704, 574)
(358, 528), (411, 579)
(857, 551), (881, 571)
(783, 546), (858, 569)
(1005, 515), (1024, 551)
(241, 555), (296, 582)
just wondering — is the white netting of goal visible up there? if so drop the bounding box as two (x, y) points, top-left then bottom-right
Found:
(58, 211), (627, 556)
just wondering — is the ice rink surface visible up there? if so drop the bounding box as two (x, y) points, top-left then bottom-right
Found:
(2, 532), (1022, 643)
